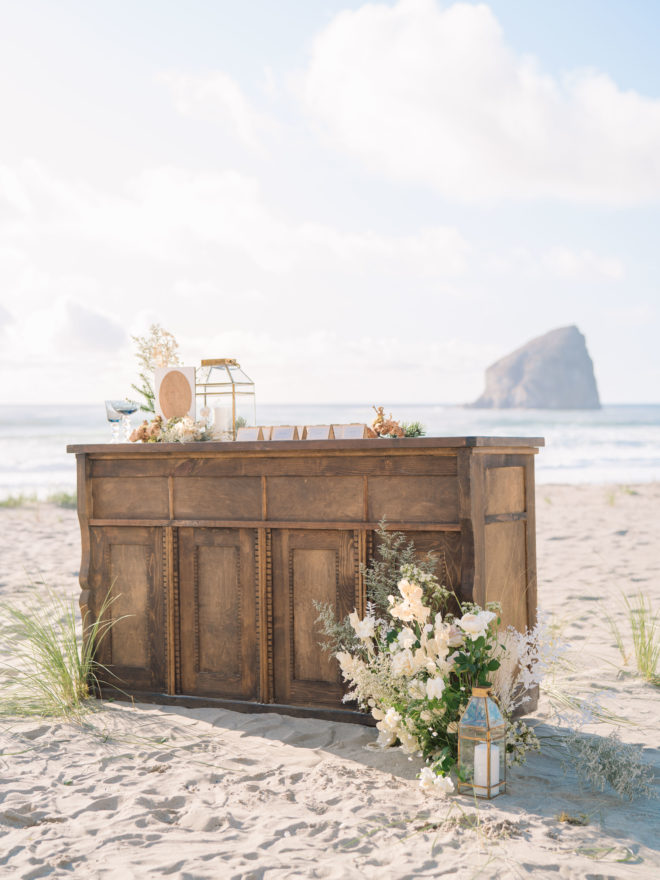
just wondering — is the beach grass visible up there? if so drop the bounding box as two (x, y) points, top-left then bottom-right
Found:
(0, 492), (38, 508)
(46, 490), (77, 509)
(0, 588), (120, 719)
(608, 592), (660, 684)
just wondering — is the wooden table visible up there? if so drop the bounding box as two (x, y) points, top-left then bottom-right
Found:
(68, 437), (544, 722)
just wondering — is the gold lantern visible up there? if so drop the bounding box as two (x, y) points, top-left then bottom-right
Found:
(457, 686), (507, 798)
(195, 359), (256, 440)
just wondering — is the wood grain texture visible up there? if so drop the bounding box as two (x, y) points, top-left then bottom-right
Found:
(484, 521), (529, 633)
(368, 476), (458, 523)
(178, 528), (257, 700)
(272, 530), (356, 708)
(173, 476), (261, 520)
(267, 476), (364, 521)
(88, 526), (166, 692)
(92, 477), (169, 519)
(485, 467), (526, 515)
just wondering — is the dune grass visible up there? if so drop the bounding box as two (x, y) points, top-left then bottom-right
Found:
(0, 589), (120, 719)
(607, 591), (660, 685)
(46, 490), (77, 509)
(0, 492), (38, 508)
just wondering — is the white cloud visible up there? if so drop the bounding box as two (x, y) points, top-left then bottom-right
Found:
(158, 70), (270, 152)
(302, 0), (660, 203)
(0, 160), (469, 277)
(488, 245), (625, 282)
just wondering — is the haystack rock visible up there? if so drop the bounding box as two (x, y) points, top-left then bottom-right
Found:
(471, 326), (601, 409)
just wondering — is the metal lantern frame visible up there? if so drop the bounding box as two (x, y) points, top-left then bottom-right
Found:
(195, 358), (256, 440)
(457, 685), (507, 799)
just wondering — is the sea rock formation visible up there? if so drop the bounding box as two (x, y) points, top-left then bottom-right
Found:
(471, 325), (601, 409)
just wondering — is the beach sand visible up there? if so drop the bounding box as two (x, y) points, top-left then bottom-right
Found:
(1, 484), (659, 879)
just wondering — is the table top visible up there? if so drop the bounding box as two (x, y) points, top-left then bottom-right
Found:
(67, 436), (545, 454)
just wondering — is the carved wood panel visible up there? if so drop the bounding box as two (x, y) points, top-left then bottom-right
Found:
(89, 526), (166, 693)
(271, 529), (358, 707)
(178, 528), (257, 700)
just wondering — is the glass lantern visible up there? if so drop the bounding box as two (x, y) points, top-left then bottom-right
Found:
(195, 359), (256, 440)
(457, 686), (507, 798)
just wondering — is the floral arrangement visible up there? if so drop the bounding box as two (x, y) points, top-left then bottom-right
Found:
(367, 406), (426, 439)
(317, 526), (546, 794)
(129, 415), (212, 443)
(130, 324), (181, 413)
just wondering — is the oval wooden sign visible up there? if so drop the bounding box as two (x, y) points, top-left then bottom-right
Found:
(159, 370), (193, 419)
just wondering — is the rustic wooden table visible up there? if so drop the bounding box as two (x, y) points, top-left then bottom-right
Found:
(67, 436), (544, 722)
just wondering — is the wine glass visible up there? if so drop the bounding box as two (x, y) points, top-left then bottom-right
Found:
(109, 399), (140, 442)
(105, 401), (123, 443)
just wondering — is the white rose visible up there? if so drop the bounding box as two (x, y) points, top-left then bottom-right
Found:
(349, 610), (376, 640)
(458, 610), (496, 640)
(419, 767), (454, 795)
(425, 676), (445, 701)
(396, 627), (416, 650)
(418, 767), (438, 792)
(391, 649), (415, 677)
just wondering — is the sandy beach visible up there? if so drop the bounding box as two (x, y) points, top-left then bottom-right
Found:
(1, 483), (659, 879)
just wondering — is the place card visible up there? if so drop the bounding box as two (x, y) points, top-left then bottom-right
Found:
(270, 426), (300, 441)
(236, 426), (264, 441)
(302, 425), (336, 440)
(333, 424), (369, 439)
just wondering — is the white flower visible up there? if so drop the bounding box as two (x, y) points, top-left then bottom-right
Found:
(391, 648), (416, 677)
(458, 610), (497, 640)
(419, 767), (454, 795)
(408, 679), (426, 700)
(380, 707), (401, 733)
(425, 676), (445, 700)
(398, 728), (420, 754)
(396, 627), (417, 650)
(349, 610), (376, 640)
(397, 578), (424, 603)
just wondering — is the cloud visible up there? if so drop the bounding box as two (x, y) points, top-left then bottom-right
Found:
(302, 0), (660, 204)
(488, 245), (625, 282)
(158, 70), (270, 151)
(0, 160), (469, 277)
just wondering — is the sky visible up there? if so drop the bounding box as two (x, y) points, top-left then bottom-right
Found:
(0, 0), (659, 405)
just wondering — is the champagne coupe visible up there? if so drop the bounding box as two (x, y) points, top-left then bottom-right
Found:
(109, 399), (140, 442)
(105, 400), (122, 443)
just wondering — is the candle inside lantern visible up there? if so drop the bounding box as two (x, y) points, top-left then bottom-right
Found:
(212, 407), (232, 439)
(474, 742), (500, 792)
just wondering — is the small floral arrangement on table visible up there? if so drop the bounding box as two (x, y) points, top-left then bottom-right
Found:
(316, 526), (546, 794)
(129, 415), (213, 443)
(367, 406), (426, 439)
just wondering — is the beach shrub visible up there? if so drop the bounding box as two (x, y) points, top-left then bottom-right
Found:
(563, 730), (656, 801)
(0, 589), (119, 719)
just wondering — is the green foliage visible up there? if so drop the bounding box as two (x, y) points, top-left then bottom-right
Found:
(563, 730), (656, 801)
(400, 421), (426, 438)
(362, 521), (446, 614)
(131, 373), (156, 414)
(0, 493), (37, 508)
(608, 591), (659, 684)
(46, 491), (77, 509)
(314, 600), (361, 657)
(0, 589), (120, 719)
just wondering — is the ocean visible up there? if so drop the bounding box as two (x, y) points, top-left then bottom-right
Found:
(0, 403), (658, 500)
